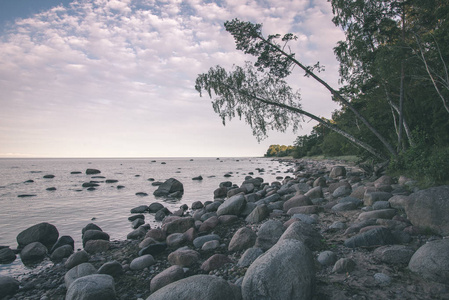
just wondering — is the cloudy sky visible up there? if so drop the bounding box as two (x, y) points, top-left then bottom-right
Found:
(0, 0), (345, 158)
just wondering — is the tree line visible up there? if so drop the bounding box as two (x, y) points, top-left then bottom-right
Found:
(196, 0), (449, 185)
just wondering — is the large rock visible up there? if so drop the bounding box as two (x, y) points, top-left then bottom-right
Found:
(405, 186), (449, 235)
(130, 254), (155, 270)
(283, 195), (312, 211)
(201, 254), (232, 272)
(0, 247), (16, 264)
(65, 250), (89, 269)
(167, 249), (200, 267)
(242, 239), (315, 300)
(0, 276), (20, 297)
(146, 275), (236, 300)
(20, 241), (48, 262)
(162, 217), (194, 235)
(86, 168), (101, 175)
(278, 220), (323, 251)
(150, 265), (185, 293)
(216, 194), (246, 216)
(82, 230), (109, 247)
(357, 209), (397, 221)
(245, 204), (269, 223)
(65, 262), (97, 288)
(228, 227), (257, 252)
(50, 235), (75, 253)
(16, 222), (59, 249)
(51, 244), (74, 262)
(409, 238), (449, 284)
(344, 227), (396, 248)
(254, 220), (284, 251)
(238, 247), (264, 267)
(330, 166), (346, 178)
(153, 178), (184, 197)
(66, 274), (116, 300)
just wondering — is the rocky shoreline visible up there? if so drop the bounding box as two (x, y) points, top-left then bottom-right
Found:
(1, 158), (449, 299)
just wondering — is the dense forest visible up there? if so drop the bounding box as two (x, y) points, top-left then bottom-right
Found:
(264, 145), (295, 157)
(197, 0), (449, 186)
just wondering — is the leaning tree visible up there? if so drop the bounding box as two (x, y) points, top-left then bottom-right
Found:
(195, 19), (399, 161)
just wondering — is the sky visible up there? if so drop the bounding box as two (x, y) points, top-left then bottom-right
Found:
(0, 0), (345, 158)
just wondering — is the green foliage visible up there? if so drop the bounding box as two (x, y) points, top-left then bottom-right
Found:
(195, 62), (302, 141)
(264, 144), (295, 157)
(388, 129), (449, 186)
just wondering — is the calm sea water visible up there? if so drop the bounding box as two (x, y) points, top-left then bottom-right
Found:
(0, 157), (294, 276)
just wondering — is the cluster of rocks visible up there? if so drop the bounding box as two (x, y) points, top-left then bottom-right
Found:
(1, 160), (449, 300)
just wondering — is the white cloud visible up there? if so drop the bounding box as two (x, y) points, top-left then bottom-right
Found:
(0, 0), (345, 157)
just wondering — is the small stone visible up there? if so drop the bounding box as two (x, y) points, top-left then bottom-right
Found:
(332, 258), (356, 273)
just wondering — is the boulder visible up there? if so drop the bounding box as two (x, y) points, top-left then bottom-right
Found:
(162, 217), (194, 235)
(0, 247), (16, 264)
(405, 186), (449, 235)
(16, 222), (59, 249)
(304, 186), (323, 199)
(193, 234), (220, 248)
(82, 230), (110, 246)
(130, 254), (155, 270)
(332, 185), (352, 198)
(278, 220), (323, 251)
(199, 216), (219, 232)
(65, 250), (89, 269)
(97, 261), (123, 277)
(82, 223), (102, 235)
(409, 238), (449, 284)
(332, 258), (356, 273)
(148, 202), (165, 213)
(146, 275), (236, 300)
(167, 249), (200, 267)
(150, 265), (185, 293)
(228, 227), (257, 252)
(50, 235), (74, 253)
(238, 247), (264, 267)
(50, 244), (74, 262)
(245, 204), (269, 224)
(130, 205), (149, 214)
(85, 168), (101, 175)
(127, 226), (148, 240)
(20, 241), (47, 262)
(84, 240), (110, 253)
(0, 276), (20, 297)
(201, 254), (232, 272)
(330, 166), (346, 178)
(242, 239), (315, 300)
(216, 194), (246, 216)
(139, 243), (167, 256)
(374, 245), (415, 265)
(344, 227), (396, 248)
(317, 251), (337, 266)
(364, 192), (393, 206)
(254, 220), (284, 251)
(357, 209), (397, 221)
(153, 178), (184, 197)
(283, 195), (312, 211)
(65, 262), (97, 288)
(66, 274), (116, 300)
(166, 233), (186, 248)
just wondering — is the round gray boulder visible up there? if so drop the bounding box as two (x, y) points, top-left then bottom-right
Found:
(242, 239), (315, 300)
(16, 222), (59, 249)
(66, 274), (116, 300)
(409, 238), (449, 283)
(146, 274), (236, 300)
